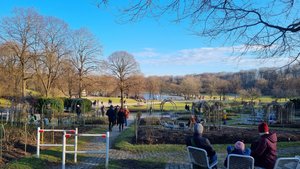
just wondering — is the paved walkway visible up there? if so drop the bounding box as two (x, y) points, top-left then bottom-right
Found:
(58, 114), (226, 169)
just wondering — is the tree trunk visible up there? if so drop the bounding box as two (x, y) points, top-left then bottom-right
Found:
(120, 86), (124, 108)
(45, 89), (49, 98)
(21, 71), (26, 98)
(78, 72), (82, 98)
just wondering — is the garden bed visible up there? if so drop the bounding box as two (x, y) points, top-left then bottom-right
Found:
(136, 125), (300, 144)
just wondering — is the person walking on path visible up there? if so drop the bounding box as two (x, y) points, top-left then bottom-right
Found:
(185, 123), (217, 165)
(114, 105), (120, 125)
(117, 107), (126, 131)
(76, 104), (81, 123)
(100, 102), (105, 117)
(106, 105), (116, 131)
(124, 106), (130, 126)
(251, 122), (277, 169)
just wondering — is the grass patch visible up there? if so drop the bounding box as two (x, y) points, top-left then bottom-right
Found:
(277, 141), (300, 149)
(0, 98), (10, 107)
(4, 157), (47, 169)
(96, 157), (167, 169)
(3, 126), (107, 168)
(85, 96), (138, 104)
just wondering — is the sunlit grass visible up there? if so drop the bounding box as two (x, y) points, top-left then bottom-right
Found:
(0, 98), (11, 107)
(85, 96), (138, 104)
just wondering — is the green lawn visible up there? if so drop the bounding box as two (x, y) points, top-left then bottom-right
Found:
(85, 96), (138, 105)
(0, 98), (10, 107)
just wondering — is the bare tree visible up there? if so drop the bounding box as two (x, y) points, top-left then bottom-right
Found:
(98, 75), (117, 97)
(228, 74), (242, 99)
(0, 43), (21, 96)
(56, 60), (77, 98)
(202, 75), (219, 99)
(145, 76), (162, 100)
(180, 76), (200, 100)
(216, 79), (230, 100)
(32, 16), (70, 97)
(97, 0), (300, 65)
(239, 88), (261, 102)
(70, 28), (102, 98)
(0, 8), (43, 97)
(255, 78), (269, 95)
(126, 74), (145, 98)
(101, 51), (140, 108)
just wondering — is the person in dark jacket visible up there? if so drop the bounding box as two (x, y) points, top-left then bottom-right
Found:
(106, 105), (116, 131)
(224, 141), (251, 167)
(251, 122), (277, 169)
(186, 123), (217, 165)
(117, 107), (126, 131)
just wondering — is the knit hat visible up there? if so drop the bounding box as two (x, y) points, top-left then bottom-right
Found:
(234, 141), (245, 151)
(258, 122), (269, 133)
(194, 123), (204, 134)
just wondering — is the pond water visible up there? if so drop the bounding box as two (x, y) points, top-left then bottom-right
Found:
(143, 93), (184, 101)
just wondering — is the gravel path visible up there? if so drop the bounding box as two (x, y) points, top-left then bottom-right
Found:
(57, 115), (193, 169)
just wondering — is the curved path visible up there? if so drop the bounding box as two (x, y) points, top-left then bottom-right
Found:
(57, 114), (227, 169)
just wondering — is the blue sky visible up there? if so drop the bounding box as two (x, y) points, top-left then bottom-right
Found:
(0, 0), (283, 76)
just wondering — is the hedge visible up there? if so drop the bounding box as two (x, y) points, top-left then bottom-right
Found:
(35, 97), (64, 116)
(61, 98), (92, 113)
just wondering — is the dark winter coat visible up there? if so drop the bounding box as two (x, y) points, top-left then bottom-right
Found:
(251, 132), (277, 169)
(106, 107), (116, 122)
(117, 109), (126, 124)
(186, 133), (216, 163)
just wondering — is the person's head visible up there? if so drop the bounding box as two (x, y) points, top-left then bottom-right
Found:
(77, 104), (80, 108)
(194, 123), (204, 135)
(109, 105), (113, 109)
(234, 141), (245, 151)
(258, 122), (269, 135)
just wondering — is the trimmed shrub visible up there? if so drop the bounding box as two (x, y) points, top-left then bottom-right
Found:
(35, 97), (64, 116)
(62, 98), (92, 114)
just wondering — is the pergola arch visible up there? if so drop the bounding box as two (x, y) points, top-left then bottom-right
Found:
(160, 99), (177, 111)
(192, 100), (210, 115)
(265, 101), (282, 124)
(283, 101), (295, 124)
(192, 100), (223, 129)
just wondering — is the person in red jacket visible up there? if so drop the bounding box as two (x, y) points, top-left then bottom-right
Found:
(251, 122), (277, 169)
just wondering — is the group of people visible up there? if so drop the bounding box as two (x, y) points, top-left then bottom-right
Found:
(106, 105), (130, 132)
(185, 104), (191, 111)
(186, 122), (277, 169)
(94, 101), (106, 117)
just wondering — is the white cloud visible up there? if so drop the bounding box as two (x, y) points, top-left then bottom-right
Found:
(134, 46), (234, 65)
(133, 46), (292, 75)
(132, 48), (160, 58)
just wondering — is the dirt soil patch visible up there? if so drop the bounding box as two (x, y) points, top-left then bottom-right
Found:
(136, 126), (300, 144)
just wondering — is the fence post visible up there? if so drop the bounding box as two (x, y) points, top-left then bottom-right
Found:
(37, 127), (40, 158)
(74, 127), (78, 163)
(62, 131), (66, 169)
(105, 131), (110, 169)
